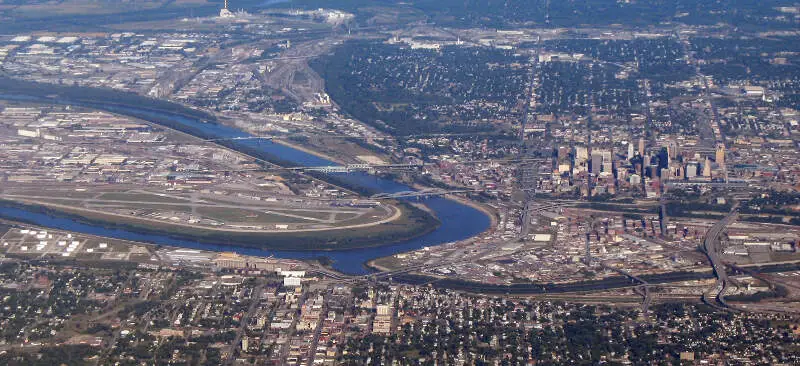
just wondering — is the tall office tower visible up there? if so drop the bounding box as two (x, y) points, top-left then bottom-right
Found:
(715, 143), (725, 166)
(618, 168), (628, 181)
(627, 142), (635, 160)
(599, 149), (613, 173)
(638, 137), (645, 157)
(703, 157), (712, 177)
(686, 162), (699, 179)
(575, 146), (589, 164)
(603, 161), (613, 174)
(665, 144), (671, 164)
(558, 146), (569, 161)
(600, 149), (612, 162)
(667, 140), (678, 160)
(591, 152), (603, 173)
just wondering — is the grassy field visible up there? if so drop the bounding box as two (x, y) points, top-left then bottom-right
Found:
(335, 212), (360, 221)
(96, 192), (192, 204)
(195, 206), (319, 224)
(3, 188), (98, 200)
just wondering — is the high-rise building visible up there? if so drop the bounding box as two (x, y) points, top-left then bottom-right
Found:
(558, 146), (570, 162)
(715, 143), (725, 166)
(627, 142), (635, 160)
(591, 152), (603, 173)
(600, 149), (612, 162)
(703, 157), (712, 177)
(618, 168), (628, 181)
(575, 146), (589, 163)
(686, 162), (699, 179)
(665, 144), (671, 163)
(667, 140), (678, 160)
(638, 137), (645, 157)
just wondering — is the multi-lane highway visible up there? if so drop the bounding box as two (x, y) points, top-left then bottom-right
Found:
(701, 208), (739, 309)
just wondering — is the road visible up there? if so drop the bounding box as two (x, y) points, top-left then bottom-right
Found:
(304, 290), (329, 366)
(518, 33), (542, 143)
(224, 283), (265, 365)
(675, 28), (720, 148)
(701, 208), (738, 309)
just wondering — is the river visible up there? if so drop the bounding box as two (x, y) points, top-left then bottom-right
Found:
(0, 97), (490, 275)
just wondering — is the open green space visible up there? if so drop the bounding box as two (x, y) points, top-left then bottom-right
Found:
(96, 192), (192, 204)
(335, 212), (360, 221)
(3, 189), (98, 200)
(268, 209), (338, 221)
(195, 207), (317, 224)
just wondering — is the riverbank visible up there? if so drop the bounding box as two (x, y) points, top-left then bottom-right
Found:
(447, 194), (500, 228)
(405, 180), (499, 226)
(363, 186), (499, 272)
(0, 77), (217, 122)
(272, 138), (347, 165)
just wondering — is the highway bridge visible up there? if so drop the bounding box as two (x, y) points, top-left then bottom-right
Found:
(203, 134), (369, 142)
(204, 136), (277, 142)
(289, 163), (424, 173)
(370, 188), (481, 199)
(598, 262), (654, 318)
